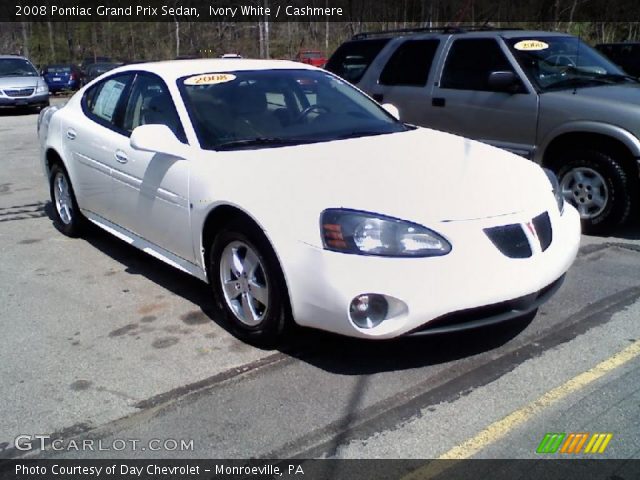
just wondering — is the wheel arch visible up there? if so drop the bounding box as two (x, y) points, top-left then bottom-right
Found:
(542, 131), (639, 185)
(200, 203), (295, 321)
(44, 147), (66, 178)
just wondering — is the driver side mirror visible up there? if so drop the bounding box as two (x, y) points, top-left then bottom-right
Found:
(487, 71), (523, 93)
(130, 124), (185, 158)
(382, 103), (400, 120)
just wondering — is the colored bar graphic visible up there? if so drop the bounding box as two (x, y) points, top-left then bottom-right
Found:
(584, 433), (613, 453)
(560, 433), (589, 453)
(538, 433), (613, 454)
(536, 433), (565, 453)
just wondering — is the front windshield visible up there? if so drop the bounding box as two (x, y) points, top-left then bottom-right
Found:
(179, 69), (407, 150)
(506, 36), (635, 91)
(0, 58), (38, 77)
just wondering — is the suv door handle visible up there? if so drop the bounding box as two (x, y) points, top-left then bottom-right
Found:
(66, 129), (76, 140)
(432, 98), (446, 107)
(114, 151), (128, 164)
(372, 93), (384, 103)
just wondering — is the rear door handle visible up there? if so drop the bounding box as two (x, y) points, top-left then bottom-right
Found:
(372, 93), (384, 103)
(66, 129), (76, 140)
(432, 97), (446, 107)
(114, 151), (128, 164)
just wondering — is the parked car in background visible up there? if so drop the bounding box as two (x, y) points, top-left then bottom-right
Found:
(327, 27), (640, 233)
(37, 59), (579, 345)
(295, 50), (327, 67)
(221, 53), (243, 59)
(83, 62), (122, 85)
(595, 42), (640, 77)
(42, 64), (82, 93)
(0, 55), (49, 110)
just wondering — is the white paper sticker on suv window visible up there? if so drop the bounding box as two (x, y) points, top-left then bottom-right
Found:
(514, 40), (549, 51)
(184, 73), (236, 85)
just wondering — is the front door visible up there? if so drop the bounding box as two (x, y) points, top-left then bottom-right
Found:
(111, 73), (194, 262)
(429, 37), (539, 158)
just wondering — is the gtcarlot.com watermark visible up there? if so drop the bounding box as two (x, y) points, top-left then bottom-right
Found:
(13, 435), (194, 452)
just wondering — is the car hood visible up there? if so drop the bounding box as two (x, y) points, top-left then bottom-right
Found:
(543, 83), (640, 105)
(201, 128), (550, 231)
(0, 75), (41, 89)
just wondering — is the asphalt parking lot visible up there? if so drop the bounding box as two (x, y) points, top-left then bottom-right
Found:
(1, 97), (640, 465)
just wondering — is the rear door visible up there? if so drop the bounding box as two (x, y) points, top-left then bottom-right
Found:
(366, 38), (441, 125)
(429, 37), (539, 157)
(63, 72), (133, 219)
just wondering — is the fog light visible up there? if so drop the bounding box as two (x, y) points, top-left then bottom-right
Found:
(349, 294), (388, 329)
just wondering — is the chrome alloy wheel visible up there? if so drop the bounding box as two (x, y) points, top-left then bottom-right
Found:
(53, 172), (73, 225)
(219, 240), (269, 326)
(560, 167), (608, 219)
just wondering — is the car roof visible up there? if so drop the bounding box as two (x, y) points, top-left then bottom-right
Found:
(0, 55), (29, 60)
(351, 28), (572, 41)
(109, 59), (318, 79)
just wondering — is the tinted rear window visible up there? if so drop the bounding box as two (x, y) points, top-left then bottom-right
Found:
(379, 39), (440, 86)
(325, 39), (390, 84)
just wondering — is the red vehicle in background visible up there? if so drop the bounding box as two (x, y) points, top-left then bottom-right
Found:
(295, 50), (327, 67)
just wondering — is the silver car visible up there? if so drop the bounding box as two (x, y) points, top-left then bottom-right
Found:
(0, 55), (49, 110)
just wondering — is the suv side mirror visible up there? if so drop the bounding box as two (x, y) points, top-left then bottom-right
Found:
(130, 124), (185, 158)
(487, 71), (522, 93)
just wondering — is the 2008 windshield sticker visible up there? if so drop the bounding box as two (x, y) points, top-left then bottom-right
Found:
(514, 40), (549, 51)
(184, 73), (236, 85)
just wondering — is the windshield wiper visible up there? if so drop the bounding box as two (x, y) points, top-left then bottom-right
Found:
(214, 137), (309, 151)
(545, 77), (611, 90)
(596, 73), (639, 83)
(0, 72), (34, 77)
(334, 130), (390, 140)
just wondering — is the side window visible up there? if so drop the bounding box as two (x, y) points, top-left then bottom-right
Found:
(123, 74), (186, 143)
(325, 39), (391, 84)
(441, 39), (515, 91)
(85, 74), (131, 124)
(379, 39), (440, 86)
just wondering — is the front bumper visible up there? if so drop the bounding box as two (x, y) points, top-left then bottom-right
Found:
(0, 92), (49, 107)
(283, 203), (581, 339)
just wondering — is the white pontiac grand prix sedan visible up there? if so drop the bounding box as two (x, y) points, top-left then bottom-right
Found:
(38, 59), (581, 345)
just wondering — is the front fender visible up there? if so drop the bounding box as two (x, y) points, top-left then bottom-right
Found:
(535, 121), (640, 163)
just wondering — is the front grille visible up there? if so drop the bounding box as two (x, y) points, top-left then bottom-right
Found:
(532, 211), (552, 251)
(4, 88), (34, 97)
(484, 223), (532, 258)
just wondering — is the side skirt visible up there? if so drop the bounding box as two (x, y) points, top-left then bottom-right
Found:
(83, 210), (208, 282)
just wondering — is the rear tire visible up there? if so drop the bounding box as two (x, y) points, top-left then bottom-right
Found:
(556, 149), (631, 234)
(209, 218), (289, 347)
(49, 164), (84, 237)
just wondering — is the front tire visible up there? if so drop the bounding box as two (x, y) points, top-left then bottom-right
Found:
(556, 150), (631, 234)
(49, 164), (84, 237)
(209, 219), (289, 347)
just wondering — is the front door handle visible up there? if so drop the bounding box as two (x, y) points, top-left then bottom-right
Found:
(372, 93), (384, 103)
(114, 151), (128, 164)
(432, 97), (446, 107)
(66, 129), (76, 140)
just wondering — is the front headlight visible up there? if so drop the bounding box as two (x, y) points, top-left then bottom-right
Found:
(543, 168), (564, 215)
(35, 83), (49, 94)
(321, 209), (451, 257)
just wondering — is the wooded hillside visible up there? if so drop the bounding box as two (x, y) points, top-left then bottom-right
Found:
(2, 20), (639, 66)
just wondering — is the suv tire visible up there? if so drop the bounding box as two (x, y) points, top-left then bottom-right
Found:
(556, 150), (631, 234)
